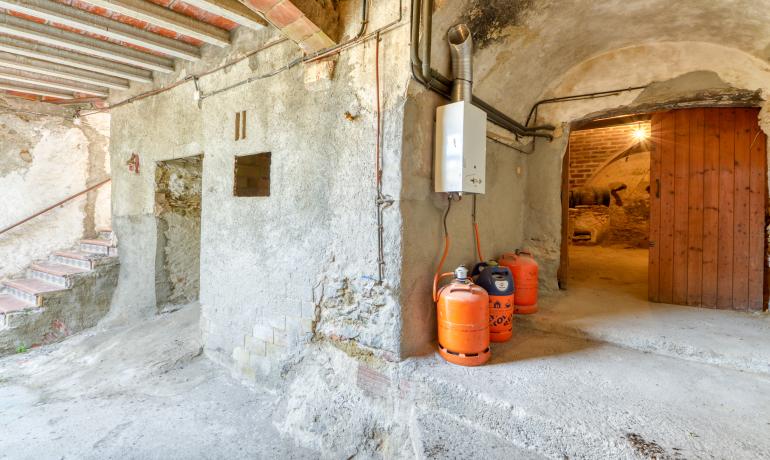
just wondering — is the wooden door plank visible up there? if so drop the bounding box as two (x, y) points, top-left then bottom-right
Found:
(659, 111), (677, 303)
(732, 108), (752, 309)
(748, 109), (767, 310)
(717, 109), (736, 309)
(702, 109), (721, 308)
(687, 108), (705, 306)
(649, 114), (663, 302)
(672, 110), (690, 304)
(559, 145), (570, 289)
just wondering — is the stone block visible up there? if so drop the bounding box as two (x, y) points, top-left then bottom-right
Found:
(266, 313), (286, 330)
(253, 323), (274, 342)
(300, 317), (314, 334)
(285, 315), (302, 332)
(232, 346), (248, 366)
(266, 342), (286, 357)
(273, 328), (288, 346)
(245, 335), (266, 356)
(301, 300), (317, 319)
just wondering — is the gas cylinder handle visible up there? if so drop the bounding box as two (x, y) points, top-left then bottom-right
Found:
(433, 272), (455, 303)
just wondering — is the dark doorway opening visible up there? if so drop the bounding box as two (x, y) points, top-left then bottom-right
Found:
(561, 117), (652, 300)
(560, 108), (768, 311)
(154, 154), (203, 312)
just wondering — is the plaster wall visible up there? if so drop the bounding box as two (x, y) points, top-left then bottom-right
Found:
(107, 1), (411, 378)
(0, 101), (110, 279)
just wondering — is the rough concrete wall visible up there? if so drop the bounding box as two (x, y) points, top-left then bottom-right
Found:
(0, 101), (110, 279)
(107, 1), (410, 378)
(399, 84), (528, 357)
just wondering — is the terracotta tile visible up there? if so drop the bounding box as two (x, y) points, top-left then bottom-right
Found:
(265, 1), (303, 28)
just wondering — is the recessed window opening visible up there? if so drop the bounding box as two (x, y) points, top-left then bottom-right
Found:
(234, 152), (271, 197)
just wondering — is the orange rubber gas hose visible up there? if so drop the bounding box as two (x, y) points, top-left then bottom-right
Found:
(433, 195), (453, 302)
(473, 222), (483, 262)
(433, 236), (450, 302)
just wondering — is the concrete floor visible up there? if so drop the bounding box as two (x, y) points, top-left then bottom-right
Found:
(2, 259), (770, 459)
(407, 325), (770, 459)
(520, 245), (770, 375)
(405, 246), (770, 458)
(0, 305), (317, 460)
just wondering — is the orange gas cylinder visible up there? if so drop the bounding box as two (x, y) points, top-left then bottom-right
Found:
(474, 264), (515, 342)
(434, 266), (490, 366)
(499, 250), (539, 314)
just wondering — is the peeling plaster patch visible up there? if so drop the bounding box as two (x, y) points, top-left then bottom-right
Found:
(314, 273), (400, 359)
(634, 71), (730, 104)
(459, 0), (533, 49)
(0, 117), (41, 176)
(0, 110), (110, 279)
(18, 149), (32, 163)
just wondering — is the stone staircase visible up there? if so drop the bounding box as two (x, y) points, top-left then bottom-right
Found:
(0, 229), (119, 354)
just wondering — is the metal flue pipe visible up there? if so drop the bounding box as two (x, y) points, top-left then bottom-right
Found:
(447, 24), (473, 102)
(409, 0), (555, 139)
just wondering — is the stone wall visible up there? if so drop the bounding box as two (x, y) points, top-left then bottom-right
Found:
(106, 1), (411, 380)
(0, 99), (110, 279)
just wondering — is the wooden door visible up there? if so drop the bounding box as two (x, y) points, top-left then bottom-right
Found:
(649, 108), (767, 310)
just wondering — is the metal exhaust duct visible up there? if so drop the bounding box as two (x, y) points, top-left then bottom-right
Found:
(447, 23), (472, 102)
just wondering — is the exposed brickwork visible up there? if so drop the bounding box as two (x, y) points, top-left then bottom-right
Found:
(230, 281), (317, 381)
(569, 122), (651, 188)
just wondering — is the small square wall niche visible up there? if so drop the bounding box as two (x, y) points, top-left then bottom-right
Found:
(234, 152), (271, 197)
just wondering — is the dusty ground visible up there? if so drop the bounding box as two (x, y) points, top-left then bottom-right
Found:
(0, 305), (317, 460)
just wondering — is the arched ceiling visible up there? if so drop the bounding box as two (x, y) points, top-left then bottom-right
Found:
(430, 0), (770, 121)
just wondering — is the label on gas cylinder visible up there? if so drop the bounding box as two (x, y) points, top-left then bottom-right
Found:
(494, 280), (509, 291)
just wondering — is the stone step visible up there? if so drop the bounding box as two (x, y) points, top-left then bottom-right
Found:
(53, 251), (103, 270)
(29, 262), (89, 288)
(0, 294), (34, 314)
(0, 294), (35, 330)
(79, 239), (116, 256)
(2, 278), (64, 307)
